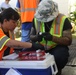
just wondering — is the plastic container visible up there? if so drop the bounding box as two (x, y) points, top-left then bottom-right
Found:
(0, 53), (58, 75)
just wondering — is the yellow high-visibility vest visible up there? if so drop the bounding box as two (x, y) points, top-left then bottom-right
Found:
(34, 14), (67, 50)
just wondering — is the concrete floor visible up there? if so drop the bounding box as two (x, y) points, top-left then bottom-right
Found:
(62, 38), (76, 75)
(62, 66), (76, 75)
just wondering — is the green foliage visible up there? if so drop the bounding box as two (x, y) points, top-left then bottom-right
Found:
(68, 3), (76, 25)
(68, 11), (76, 25)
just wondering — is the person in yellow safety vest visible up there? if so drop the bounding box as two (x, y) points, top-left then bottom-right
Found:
(30, 0), (72, 75)
(16, 0), (41, 44)
(0, 8), (44, 60)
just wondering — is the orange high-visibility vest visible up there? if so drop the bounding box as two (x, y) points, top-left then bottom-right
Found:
(0, 28), (14, 60)
(19, 0), (38, 23)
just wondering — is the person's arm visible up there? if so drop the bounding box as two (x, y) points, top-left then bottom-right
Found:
(40, 18), (72, 46)
(4, 38), (44, 50)
(30, 20), (37, 42)
(52, 18), (72, 46)
(5, 39), (32, 49)
(16, 0), (20, 12)
(30, 27), (37, 42)
(52, 29), (72, 46)
(30, 20), (43, 42)
(37, 0), (41, 5)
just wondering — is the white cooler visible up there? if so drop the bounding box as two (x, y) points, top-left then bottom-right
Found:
(0, 53), (58, 75)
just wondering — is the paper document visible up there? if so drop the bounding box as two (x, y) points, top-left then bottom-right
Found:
(2, 53), (19, 60)
(5, 68), (22, 75)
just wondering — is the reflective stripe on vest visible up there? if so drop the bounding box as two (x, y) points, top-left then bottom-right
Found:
(0, 29), (14, 60)
(51, 14), (66, 37)
(34, 18), (42, 34)
(34, 14), (66, 49)
(20, 8), (37, 12)
(19, 0), (38, 22)
(0, 35), (10, 51)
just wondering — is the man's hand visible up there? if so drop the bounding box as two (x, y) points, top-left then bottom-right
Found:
(42, 32), (53, 41)
(35, 33), (43, 42)
(32, 42), (44, 50)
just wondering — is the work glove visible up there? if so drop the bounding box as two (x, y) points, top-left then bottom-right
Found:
(32, 42), (44, 50)
(34, 33), (43, 42)
(42, 32), (53, 41)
